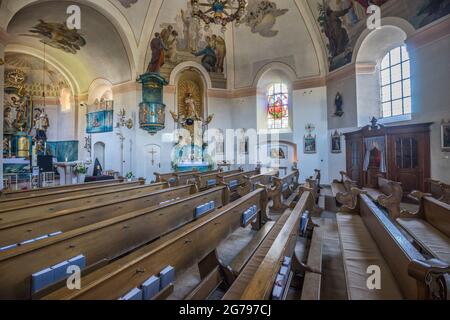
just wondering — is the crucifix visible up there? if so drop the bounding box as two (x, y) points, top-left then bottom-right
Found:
(148, 148), (158, 166)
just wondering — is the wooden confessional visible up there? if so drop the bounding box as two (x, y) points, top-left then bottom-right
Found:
(344, 119), (432, 197)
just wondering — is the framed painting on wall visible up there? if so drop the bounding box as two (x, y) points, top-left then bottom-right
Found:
(269, 145), (288, 160)
(304, 135), (317, 154)
(331, 130), (342, 154)
(442, 121), (450, 152)
(86, 110), (114, 134)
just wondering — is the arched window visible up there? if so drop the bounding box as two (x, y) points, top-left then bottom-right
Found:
(380, 45), (411, 118)
(267, 83), (289, 130)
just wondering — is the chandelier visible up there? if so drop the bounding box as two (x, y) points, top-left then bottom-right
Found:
(191, 0), (247, 31)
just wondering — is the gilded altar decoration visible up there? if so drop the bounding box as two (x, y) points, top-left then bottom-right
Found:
(25, 20), (86, 54)
(171, 78), (213, 146)
(138, 73), (169, 135)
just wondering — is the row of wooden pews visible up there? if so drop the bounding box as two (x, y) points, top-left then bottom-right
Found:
(337, 191), (450, 300)
(331, 171), (357, 207)
(268, 169), (300, 213)
(0, 183), (233, 299)
(42, 188), (268, 300)
(0, 178), (133, 203)
(223, 185), (322, 300)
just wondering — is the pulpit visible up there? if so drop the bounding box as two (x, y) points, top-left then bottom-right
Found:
(344, 120), (432, 197)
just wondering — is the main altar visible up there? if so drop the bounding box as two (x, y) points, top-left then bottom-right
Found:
(170, 69), (214, 172)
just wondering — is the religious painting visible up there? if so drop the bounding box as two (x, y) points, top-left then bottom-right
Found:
(309, 0), (450, 72)
(146, 1), (228, 88)
(304, 135), (317, 154)
(86, 110), (114, 134)
(331, 130), (342, 154)
(442, 121), (450, 152)
(25, 20), (86, 54)
(269, 145), (288, 160)
(244, 0), (289, 37)
(215, 130), (225, 156)
(3, 69), (33, 135)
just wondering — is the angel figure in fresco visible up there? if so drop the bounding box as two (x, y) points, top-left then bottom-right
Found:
(25, 20), (86, 54)
(147, 33), (168, 73)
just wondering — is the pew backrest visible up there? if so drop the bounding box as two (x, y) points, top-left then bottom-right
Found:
(42, 188), (267, 300)
(0, 182), (169, 225)
(0, 179), (133, 204)
(0, 178), (126, 201)
(239, 191), (314, 300)
(0, 184), (197, 248)
(0, 186), (229, 299)
(359, 194), (427, 300)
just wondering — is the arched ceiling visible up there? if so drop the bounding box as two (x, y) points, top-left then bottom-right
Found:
(4, 0), (133, 93)
(3, 0), (444, 93)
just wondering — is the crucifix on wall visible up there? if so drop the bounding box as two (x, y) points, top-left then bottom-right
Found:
(148, 147), (158, 166)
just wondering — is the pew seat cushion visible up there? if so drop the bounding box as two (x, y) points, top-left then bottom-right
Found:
(397, 218), (450, 263)
(336, 213), (403, 300)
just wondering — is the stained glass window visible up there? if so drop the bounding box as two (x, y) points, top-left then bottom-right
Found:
(267, 83), (289, 130)
(380, 45), (412, 118)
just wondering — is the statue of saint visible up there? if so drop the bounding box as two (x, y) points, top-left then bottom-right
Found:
(147, 33), (168, 73)
(3, 107), (14, 133)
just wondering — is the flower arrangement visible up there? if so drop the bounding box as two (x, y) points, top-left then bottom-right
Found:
(74, 163), (87, 175)
(125, 172), (135, 180)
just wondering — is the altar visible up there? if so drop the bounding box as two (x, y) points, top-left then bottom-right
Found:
(177, 162), (210, 172)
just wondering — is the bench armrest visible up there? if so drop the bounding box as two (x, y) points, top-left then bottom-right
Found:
(409, 259), (450, 300)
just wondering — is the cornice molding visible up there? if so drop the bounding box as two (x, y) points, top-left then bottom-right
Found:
(407, 15), (450, 50)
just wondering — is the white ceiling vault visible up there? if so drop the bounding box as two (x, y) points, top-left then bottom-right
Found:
(0, 0), (335, 94)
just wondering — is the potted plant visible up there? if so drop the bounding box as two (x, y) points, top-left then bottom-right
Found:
(74, 163), (87, 184)
(125, 172), (135, 182)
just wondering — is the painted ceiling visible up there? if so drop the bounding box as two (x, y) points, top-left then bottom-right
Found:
(1, 0), (448, 93)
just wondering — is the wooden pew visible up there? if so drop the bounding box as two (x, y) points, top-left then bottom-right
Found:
(154, 172), (180, 187)
(42, 188), (267, 300)
(0, 184), (197, 248)
(0, 186), (229, 299)
(0, 178), (131, 203)
(395, 191), (450, 263)
(195, 169), (242, 191)
(304, 169), (321, 203)
(223, 190), (322, 300)
(221, 168), (261, 201)
(237, 170), (279, 198)
(0, 182), (167, 225)
(155, 169), (222, 187)
(0, 179), (147, 212)
(427, 179), (450, 204)
(337, 192), (450, 300)
(363, 175), (403, 220)
(331, 171), (357, 207)
(269, 169), (300, 213)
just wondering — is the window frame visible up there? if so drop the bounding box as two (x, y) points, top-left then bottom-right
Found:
(380, 45), (412, 119)
(266, 82), (290, 131)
